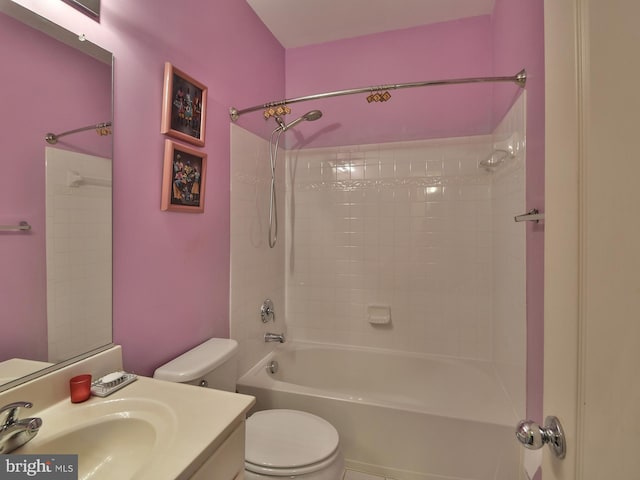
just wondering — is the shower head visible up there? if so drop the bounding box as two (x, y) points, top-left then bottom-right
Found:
(302, 110), (323, 121)
(280, 110), (323, 131)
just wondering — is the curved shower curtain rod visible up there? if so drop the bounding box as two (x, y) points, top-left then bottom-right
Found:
(229, 69), (526, 121)
(45, 121), (112, 145)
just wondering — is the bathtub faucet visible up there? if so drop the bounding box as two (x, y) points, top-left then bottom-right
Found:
(264, 332), (286, 343)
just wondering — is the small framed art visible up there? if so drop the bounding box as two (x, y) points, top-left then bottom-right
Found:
(161, 139), (207, 213)
(161, 62), (207, 147)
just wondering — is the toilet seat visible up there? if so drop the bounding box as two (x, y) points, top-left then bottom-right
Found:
(245, 409), (340, 476)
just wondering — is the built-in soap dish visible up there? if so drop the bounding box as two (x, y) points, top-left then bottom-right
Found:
(91, 371), (137, 397)
(367, 305), (391, 325)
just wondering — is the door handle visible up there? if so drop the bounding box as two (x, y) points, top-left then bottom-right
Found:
(516, 415), (566, 459)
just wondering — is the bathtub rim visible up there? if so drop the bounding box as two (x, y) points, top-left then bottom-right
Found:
(236, 340), (520, 426)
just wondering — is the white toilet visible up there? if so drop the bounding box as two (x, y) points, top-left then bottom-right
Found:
(153, 338), (345, 480)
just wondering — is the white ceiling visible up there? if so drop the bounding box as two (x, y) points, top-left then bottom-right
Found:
(246, 0), (496, 48)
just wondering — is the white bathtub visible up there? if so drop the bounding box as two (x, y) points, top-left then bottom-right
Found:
(237, 342), (522, 480)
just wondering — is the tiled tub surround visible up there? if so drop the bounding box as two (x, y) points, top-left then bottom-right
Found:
(285, 135), (496, 359)
(285, 94), (526, 415)
(231, 96), (525, 371)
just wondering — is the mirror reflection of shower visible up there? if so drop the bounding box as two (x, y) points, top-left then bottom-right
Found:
(268, 110), (323, 248)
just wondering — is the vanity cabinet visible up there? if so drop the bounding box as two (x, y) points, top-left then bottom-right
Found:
(189, 421), (246, 480)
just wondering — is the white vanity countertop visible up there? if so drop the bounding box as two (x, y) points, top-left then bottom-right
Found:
(0, 358), (53, 384)
(16, 376), (255, 480)
(1, 347), (255, 480)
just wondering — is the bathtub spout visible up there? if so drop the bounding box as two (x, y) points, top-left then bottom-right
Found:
(265, 332), (285, 343)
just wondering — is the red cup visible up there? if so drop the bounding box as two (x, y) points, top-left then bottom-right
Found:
(70, 374), (92, 403)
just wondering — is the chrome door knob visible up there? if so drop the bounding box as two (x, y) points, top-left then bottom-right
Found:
(516, 420), (545, 449)
(516, 415), (566, 459)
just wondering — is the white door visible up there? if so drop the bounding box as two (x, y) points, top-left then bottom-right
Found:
(544, 0), (640, 478)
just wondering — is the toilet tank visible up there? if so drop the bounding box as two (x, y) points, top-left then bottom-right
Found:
(153, 338), (238, 392)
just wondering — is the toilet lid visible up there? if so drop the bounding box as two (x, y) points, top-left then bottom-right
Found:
(245, 409), (339, 469)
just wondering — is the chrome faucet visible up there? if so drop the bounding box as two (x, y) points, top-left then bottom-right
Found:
(264, 332), (285, 343)
(0, 402), (43, 454)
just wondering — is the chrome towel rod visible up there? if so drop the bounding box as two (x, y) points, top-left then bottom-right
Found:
(0, 221), (31, 232)
(515, 209), (545, 223)
(230, 69), (527, 121)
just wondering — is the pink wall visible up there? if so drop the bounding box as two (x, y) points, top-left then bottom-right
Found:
(0, 11), (111, 362)
(284, 16), (504, 148)
(13, 0), (285, 375)
(492, 0), (545, 425)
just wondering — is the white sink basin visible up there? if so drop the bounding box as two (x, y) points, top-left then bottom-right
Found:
(26, 419), (156, 479)
(15, 398), (177, 480)
(17, 396), (178, 480)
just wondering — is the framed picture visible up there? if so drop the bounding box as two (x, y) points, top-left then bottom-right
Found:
(161, 62), (207, 147)
(161, 139), (207, 213)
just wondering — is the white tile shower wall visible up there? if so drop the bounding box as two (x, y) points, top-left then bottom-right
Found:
(491, 94), (527, 419)
(45, 147), (112, 363)
(230, 124), (286, 375)
(285, 136), (496, 359)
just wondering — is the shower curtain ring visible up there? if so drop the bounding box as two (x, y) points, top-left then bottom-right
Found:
(366, 87), (374, 103)
(263, 106), (278, 119)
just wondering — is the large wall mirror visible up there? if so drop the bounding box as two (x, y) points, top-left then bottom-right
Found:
(0, 0), (113, 391)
